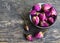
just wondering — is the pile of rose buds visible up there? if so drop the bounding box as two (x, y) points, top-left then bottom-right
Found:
(30, 3), (57, 27)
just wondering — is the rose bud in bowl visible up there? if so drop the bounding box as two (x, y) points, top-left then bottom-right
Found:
(42, 3), (52, 12)
(30, 10), (36, 16)
(50, 7), (57, 16)
(29, 3), (57, 28)
(38, 13), (47, 21)
(40, 21), (49, 27)
(33, 3), (41, 11)
(32, 16), (39, 25)
(48, 17), (54, 24)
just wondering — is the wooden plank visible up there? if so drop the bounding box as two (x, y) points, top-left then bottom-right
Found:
(0, 42), (8, 43)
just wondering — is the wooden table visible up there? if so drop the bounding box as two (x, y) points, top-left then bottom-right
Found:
(0, 0), (60, 43)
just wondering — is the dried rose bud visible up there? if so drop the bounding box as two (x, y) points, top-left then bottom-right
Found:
(42, 3), (52, 11)
(50, 7), (57, 16)
(48, 17), (54, 23)
(32, 16), (39, 25)
(36, 12), (40, 15)
(45, 11), (51, 17)
(34, 3), (41, 11)
(30, 10), (36, 15)
(26, 34), (33, 41)
(41, 21), (49, 27)
(35, 32), (43, 39)
(24, 25), (29, 31)
(39, 13), (47, 21)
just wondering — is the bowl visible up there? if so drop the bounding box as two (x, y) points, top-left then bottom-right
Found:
(29, 3), (57, 29)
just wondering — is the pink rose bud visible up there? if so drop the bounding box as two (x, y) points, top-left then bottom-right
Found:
(39, 13), (47, 21)
(30, 10), (36, 15)
(41, 21), (49, 27)
(26, 34), (33, 41)
(43, 3), (52, 11)
(48, 17), (54, 23)
(50, 7), (57, 16)
(32, 16), (39, 25)
(34, 3), (41, 11)
(45, 11), (51, 17)
(35, 32), (43, 39)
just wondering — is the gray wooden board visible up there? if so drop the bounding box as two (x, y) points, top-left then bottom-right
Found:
(0, 0), (60, 43)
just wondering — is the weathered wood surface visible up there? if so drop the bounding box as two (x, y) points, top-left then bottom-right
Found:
(0, 0), (60, 43)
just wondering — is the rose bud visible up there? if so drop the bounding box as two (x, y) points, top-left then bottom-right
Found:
(50, 7), (57, 16)
(30, 10), (36, 15)
(36, 12), (40, 15)
(42, 3), (52, 11)
(26, 34), (33, 41)
(24, 25), (29, 31)
(34, 3), (41, 11)
(39, 13), (47, 21)
(35, 32), (43, 39)
(41, 21), (49, 27)
(45, 11), (51, 17)
(48, 17), (54, 23)
(32, 16), (39, 25)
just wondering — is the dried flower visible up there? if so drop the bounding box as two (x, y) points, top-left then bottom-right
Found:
(35, 32), (43, 39)
(24, 25), (29, 31)
(40, 21), (49, 27)
(39, 13), (47, 21)
(42, 3), (52, 11)
(48, 17), (54, 23)
(32, 16), (39, 25)
(26, 34), (33, 41)
(30, 10), (36, 15)
(34, 3), (41, 11)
